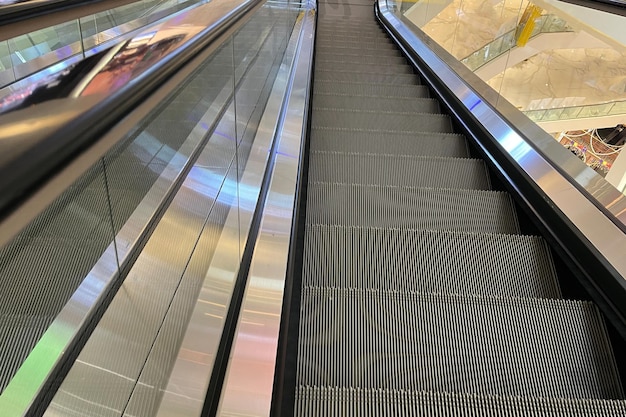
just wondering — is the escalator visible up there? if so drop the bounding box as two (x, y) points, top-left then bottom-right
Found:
(2, 0), (626, 414)
(289, 1), (626, 415)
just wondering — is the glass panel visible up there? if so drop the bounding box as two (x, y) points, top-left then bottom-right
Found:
(0, 162), (117, 396)
(80, 0), (202, 52)
(104, 38), (236, 259)
(233, 2), (295, 251)
(7, 21), (82, 80)
(0, 40), (14, 87)
(400, 0), (626, 195)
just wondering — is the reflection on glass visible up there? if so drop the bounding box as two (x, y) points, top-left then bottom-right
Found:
(6, 20), (82, 81)
(402, 0), (626, 194)
(0, 0), (203, 90)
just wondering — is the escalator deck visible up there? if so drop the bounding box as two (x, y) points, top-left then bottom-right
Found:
(293, 5), (626, 416)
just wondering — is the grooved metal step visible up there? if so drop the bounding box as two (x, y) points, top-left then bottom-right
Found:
(313, 81), (428, 97)
(297, 288), (623, 399)
(296, 387), (626, 416)
(308, 152), (491, 189)
(315, 40), (395, 50)
(316, 54), (407, 65)
(313, 94), (439, 113)
(312, 109), (452, 133)
(315, 47), (402, 57)
(316, 33), (390, 42)
(309, 128), (468, 156)
(306, 183), (520, 234)
(317, 29), (387, 38)
(302, 225), (561, 298)
(314, 70), (419, 84)
(315, 60), (414, 74)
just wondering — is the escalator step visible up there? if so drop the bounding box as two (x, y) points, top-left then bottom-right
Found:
(306, 183), (520, 234)
(315, 48), (403, 59)
(312, 109), (453, 133)
(313, 81), (428, 98)
(308, 152), (491, 190)
(297, 288), (623, 399)
(309, 128), (469, 157)
(314, 70), (420, 85)
(316, 34), (392, 44)
(317, 22), (384, 31)
(315, 60), (414, 74)
(316, 54), (407, 66)
(296, 387), (626, 416)
(313, 94), (439, 113)
(316, 40), (395, 50)
(302, 225), (560, 298)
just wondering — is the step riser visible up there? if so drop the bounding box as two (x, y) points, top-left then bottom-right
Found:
(313, 82), (428, 98)
(312, 110), (453, 133)
(303, 226), (561, 298)
(316, 55), (407, 65)
(310, 129), (469, 157)
(316, 40), (395, 50)
(308, 152), (491, 189)
(315, 61), (414, 74)
(314, 71), (419, 85)
(315, 47), (402, 57)
(306, 183), (520, 234)
(298, 288), (623, 399)
(313, 95), (439, 113)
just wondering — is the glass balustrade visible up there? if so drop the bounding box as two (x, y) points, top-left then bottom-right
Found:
(0, 0), (205, 92)
(396, 0), (626, 194)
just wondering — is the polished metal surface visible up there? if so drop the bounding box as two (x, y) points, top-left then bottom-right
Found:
(217, 2), (314, 415)
(377, 3), (626, 277)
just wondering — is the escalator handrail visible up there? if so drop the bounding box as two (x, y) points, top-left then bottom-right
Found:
(375, 0), (626, 334)
(0, 0), (262, 234)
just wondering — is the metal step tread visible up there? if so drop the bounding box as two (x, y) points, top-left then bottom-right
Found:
(315, 61), (414, 74)
(315, 40), (395, 50)
(315, 47), (402, 57)
(297, 287), (623, 399)
(306, 182), (520, 234)
(316, 54), (407, 65)
(313, 81), (428, 98)
(314, 70), (419, 85)
(312, 109), (453, 134)
(309, 128), (469, 157)
(317, 32), (388, 40)
(296, 387), (626, 416)
(313, 94), (438, 113)
(308, 151), (491, 190)
(316, 32), (389, 40)
(302, 225), (561, 298)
